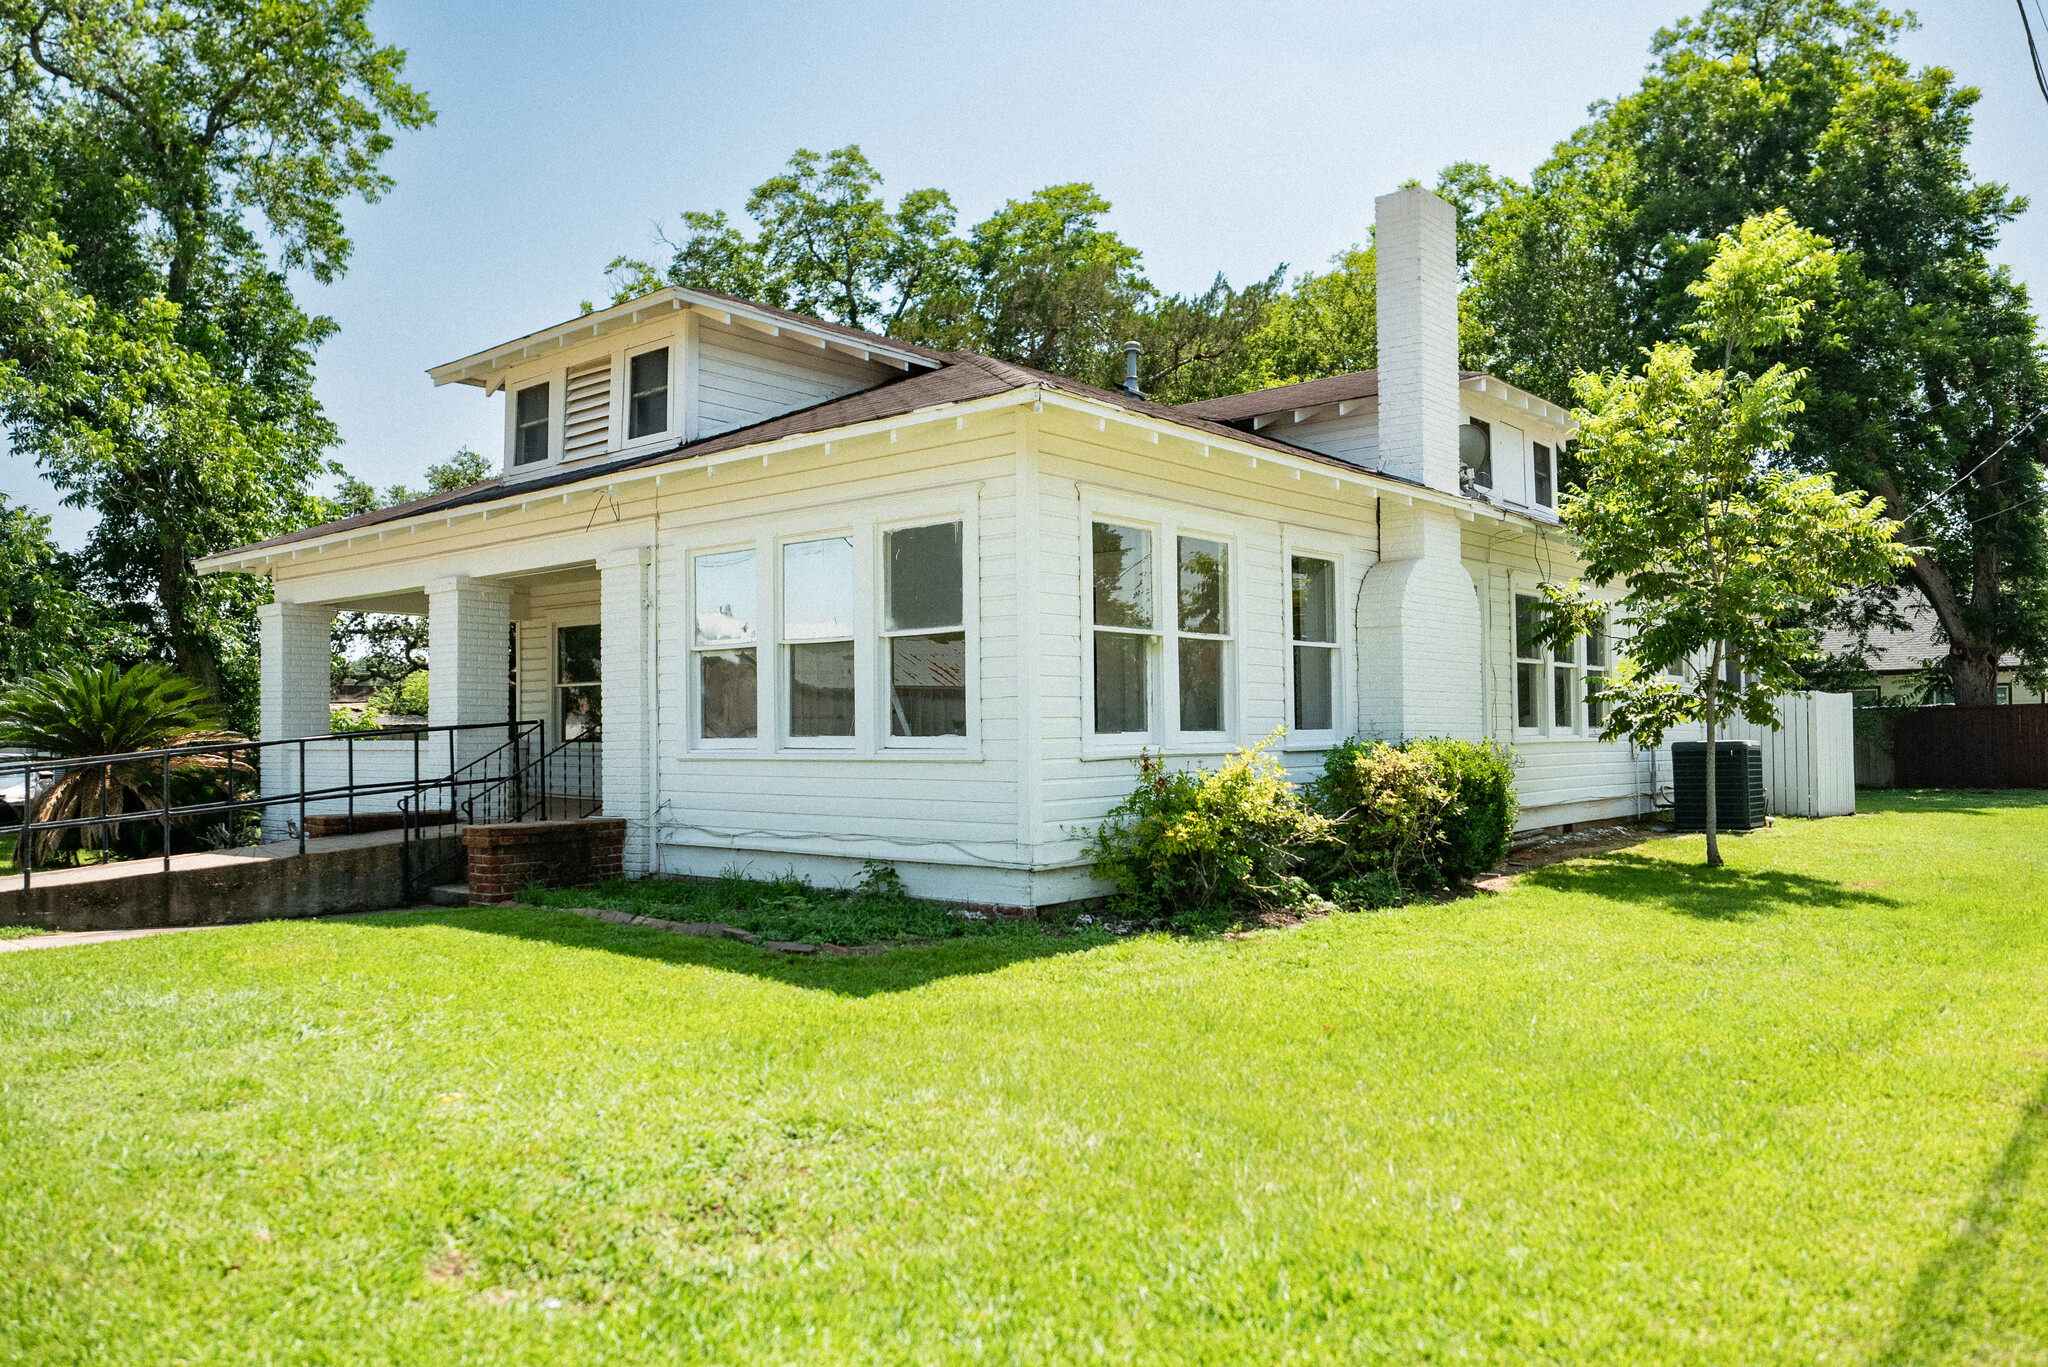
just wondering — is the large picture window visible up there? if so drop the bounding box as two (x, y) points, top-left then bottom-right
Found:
(883, 521), (966, 739)
(1290, 556), (1337, 732)
(1091, 522), (1154, 735)
(514, 382), (550, 466)
(1176, 535), (1230, 733)
(783, 537), (855, 739)
(556, 624), (601, 741)
(694, 549), (757, 741)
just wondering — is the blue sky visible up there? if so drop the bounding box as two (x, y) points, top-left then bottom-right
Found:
(9, 0), (2045, 546)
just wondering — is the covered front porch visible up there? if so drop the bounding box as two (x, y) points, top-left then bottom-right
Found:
(258, 545), (656, 875)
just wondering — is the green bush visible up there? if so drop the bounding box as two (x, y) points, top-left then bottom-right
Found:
(367, 670), (429, 720)
(1305, 736), (1518, 889)
(1085, 733), (1333, 931)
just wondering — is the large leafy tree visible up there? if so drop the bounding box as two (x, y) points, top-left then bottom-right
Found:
(607, 147), (1282, 404)
(0, 488), (126, 677)
(1457, 0), (2048, 705)
(1539, 213), (1907, 866)
(0, 0), (433, 721)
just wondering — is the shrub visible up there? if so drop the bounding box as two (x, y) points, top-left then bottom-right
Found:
(367, 670), (429, 720)
(1306, 736), (1519, 888)
(1085, 732), (1333, 930)
(1407, 737), (1518, 880)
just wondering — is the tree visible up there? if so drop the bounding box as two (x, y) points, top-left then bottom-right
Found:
(0, 0), (433, 716)
(1538, 213), (1908, 866)
(0, 490), (131, 677)
(1454, 0), (2048, 704)
(1230, 246), (1378, 389)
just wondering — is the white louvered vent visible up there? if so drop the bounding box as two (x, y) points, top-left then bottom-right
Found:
(563, 360), (612, 460)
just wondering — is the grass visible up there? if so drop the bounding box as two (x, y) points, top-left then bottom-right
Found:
(0, 790), (2043, 1364)
(521, 864), (1091, 946)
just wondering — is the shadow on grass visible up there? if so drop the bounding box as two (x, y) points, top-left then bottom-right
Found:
(1859, 789), (2048, 819)
(353, 905), (1111, 998)
(1879, 1066), (2048, 1365)
(1519, 850), (1902, 921)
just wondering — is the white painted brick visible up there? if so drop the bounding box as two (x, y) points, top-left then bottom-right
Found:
(258, 601), (335, 838)
(1375, 187), (1462, 495)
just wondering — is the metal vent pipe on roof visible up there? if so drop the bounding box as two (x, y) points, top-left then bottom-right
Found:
(1122, 341), (1142, 398)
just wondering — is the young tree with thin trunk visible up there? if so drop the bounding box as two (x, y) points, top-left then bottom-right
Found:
(1539, 212), (1909, 866)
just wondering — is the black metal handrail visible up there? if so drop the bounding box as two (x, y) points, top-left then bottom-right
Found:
(398, 728), (602, 902)
(0, 721), (541, 892)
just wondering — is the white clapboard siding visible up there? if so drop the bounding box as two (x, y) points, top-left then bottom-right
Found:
(694, 321), (889, 438)
(563, 360), (612, 459)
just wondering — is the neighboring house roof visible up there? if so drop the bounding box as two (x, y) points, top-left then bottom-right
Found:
(1176, 370), (1487, 426)
(216, 346), (1478, 562)
(1819, 603), (1962, 673)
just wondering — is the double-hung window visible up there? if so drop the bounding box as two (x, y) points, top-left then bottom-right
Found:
(514, 382), (550, 466)
(783, 537), (856, 741)
(1176, 536), (1230, 734)
(1553, 629), (1581, 732)
(628, 347), (669, 439)
(1091, 522), (1155, 736)
(694, 549), (757, 741)
(1290, 556), (1338, 732)
(1515, 594), (1545, 730)
(1533, 443), (1555, 509)
(1584, 616), (1609, 730)
(556, 624), (601, 741)
(883, 521), (966, 740)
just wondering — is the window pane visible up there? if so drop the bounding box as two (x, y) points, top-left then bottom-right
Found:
(1292, 557), (1336, 643)
(1093, 631), (1148, 734)
(1517, 662), (1541, 729)
(1294, 644), (1334, 731)
(1534, 443), (1554, 507)
(1554, 664), (1575, 729)
(1586, 674), (1606, 729)
(1177, 536), (1228, 635)
(1585, 621), (1607, 668)
(699, 648), (757, 739)
(1514, 595), (1542, 659)
(885, 522), (963, 631)
(515, 383), (549, 465)
(783, 537), (854, 640)
(1180, 638), (1225, 732)
(561, 684), (601, 741)
(557, 624), (601, 685)
(889, 633), (966, 738)
(1092, 523), (1152, 629)
(789, 641), (855, 736)
(695, 549), (755, 645)
(628, 348), (669, 437)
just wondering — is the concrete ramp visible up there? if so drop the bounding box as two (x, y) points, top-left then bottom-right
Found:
(0, 828), (465, 932)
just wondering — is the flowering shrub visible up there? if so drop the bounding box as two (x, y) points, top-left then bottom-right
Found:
(1084, 732), (1332, 930)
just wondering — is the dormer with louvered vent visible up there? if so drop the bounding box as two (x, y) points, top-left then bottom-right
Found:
(429, 287), (942, 483)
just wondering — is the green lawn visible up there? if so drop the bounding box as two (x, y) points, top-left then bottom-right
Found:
(1, 792), (2043, 1364)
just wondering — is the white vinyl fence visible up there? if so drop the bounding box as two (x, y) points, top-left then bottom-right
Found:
(1720, 692), (1857, 818)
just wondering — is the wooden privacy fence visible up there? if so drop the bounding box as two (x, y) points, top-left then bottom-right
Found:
(1892, 703), (2048, 788)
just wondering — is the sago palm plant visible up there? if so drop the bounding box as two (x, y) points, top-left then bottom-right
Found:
(0, 662), (240, 864)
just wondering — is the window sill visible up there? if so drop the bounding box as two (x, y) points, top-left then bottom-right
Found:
(680, 747), (986, 764)
(1081, 740), (1241, 762)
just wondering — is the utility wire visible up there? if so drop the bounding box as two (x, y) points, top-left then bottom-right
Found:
(2023, 0), (2048, 108)
(1898, 408), (2044, 524)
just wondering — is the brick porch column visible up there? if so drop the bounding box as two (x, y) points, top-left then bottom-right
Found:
(426, 576), (513, 774)
(597, 546), (652, 878)
(258, 600), (334, 840)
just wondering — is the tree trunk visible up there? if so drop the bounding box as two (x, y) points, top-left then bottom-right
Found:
(1872, 472), (2005, 708)
(1703, 650), (1722, 868)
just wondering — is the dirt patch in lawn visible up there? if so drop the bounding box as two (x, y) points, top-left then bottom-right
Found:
(1474, 824), (1673, 892)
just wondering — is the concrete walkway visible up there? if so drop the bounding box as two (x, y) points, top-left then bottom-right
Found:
(0, 924), (219, 952)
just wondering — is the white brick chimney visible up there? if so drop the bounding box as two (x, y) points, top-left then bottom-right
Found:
(1354, 184), (1483, 741)
(1374, 186), (1462, 494)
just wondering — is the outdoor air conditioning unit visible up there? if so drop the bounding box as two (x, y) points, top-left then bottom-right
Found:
(1670, 740), (1767, 832)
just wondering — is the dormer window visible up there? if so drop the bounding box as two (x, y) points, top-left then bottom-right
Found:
(629, 347), (670, 439)
(1460, 418), (1493, 490)
(514, 382), (550, 466)
(1534, 442), (1555, 508)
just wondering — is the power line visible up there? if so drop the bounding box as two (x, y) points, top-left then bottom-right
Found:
(2023, 0), (2048, 108)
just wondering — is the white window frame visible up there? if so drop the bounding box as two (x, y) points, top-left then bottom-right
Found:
(776, 526), (862, 752)
(687, 540), (766, 753)
(508, 376), (558, 471)
(551, 616), (603, 743)
(875, 511), (977, 751)
(620, 335), (679, 451)
(1511, 579), (1586, 740)
(1281, 538), (1345, 750)
(1584, 608), (1611, 733)
(1081, 492), (1240, 757)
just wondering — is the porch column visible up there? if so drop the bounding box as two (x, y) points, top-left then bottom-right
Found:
(597, 547), (652, 878)
(258, 600), (333, 840)
(426, 576), (513, 773)
(1355, 501), (1483, 741)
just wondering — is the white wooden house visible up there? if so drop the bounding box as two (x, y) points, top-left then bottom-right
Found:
(201, 186), (1787, 908)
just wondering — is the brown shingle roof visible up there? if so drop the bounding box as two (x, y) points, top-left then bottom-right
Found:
(216, 340), (1462, 562)
(1175, 369), (1484, 425)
